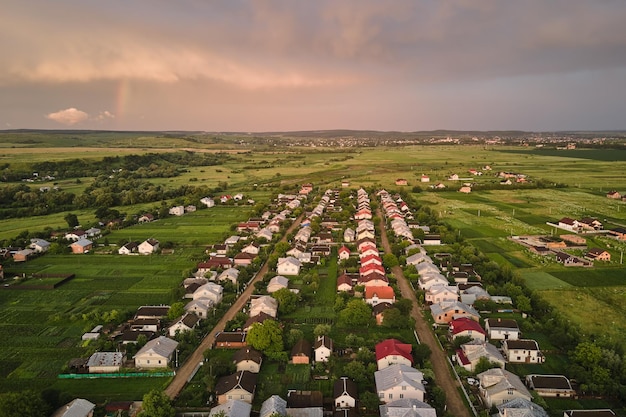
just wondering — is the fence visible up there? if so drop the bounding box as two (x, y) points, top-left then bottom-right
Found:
(58, 371), (174, 379)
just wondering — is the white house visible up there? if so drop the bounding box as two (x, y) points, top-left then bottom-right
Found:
(379, 399), (436, 417)
(456, 340), (505, 371)
(375, 364), (426, 403)
(502, 339), (544, 364)
(133, 336), (178, 369)
(485, 318), (520, 340)
(478, 368), (531, 408)
(138, 239), (159, 255)
(249, 296), (278, 318)
(277, 256), (302, 276)
(169, 205), (185, 216)
(193, 282), (223, 304)
(168, 313), (200, 337)
(334, 377), (358, 409)
(201, 197), (215, 208)
(218, 268), (240, 285)
(313, 335), (333, 363)
(29, 238), (51, 253)
(267, 276), (289, 293)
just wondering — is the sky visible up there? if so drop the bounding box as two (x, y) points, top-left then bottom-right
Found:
(2, 1), (626, 132)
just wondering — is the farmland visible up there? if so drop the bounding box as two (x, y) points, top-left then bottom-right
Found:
(1, 132), (626, 413)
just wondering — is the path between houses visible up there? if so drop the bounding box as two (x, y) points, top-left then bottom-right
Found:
(377, 209), (471, 417)
(164, 213), (304, 400)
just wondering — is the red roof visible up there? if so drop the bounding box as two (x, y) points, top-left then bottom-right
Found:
(358, 272), (388, 284)
(359, 263), (385, 276)
(449, 317), (486, 336)
(337, 274), (353, 288)
(198, 257), (233, 269)
(375, 339), (413, 364)
(360, 254), (382, 265)
(365, 286), (395, 300)
(338, 246), (351, 254)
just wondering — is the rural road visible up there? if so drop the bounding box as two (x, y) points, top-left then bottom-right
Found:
(164, 213), (304, 399)
(377, 209), (471, 417)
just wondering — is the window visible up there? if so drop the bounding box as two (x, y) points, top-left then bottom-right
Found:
(388, 393), (393, 399)
(399, 394), (404, 399)
(379, 393), (384, 399)
(402, 386), (406, 391)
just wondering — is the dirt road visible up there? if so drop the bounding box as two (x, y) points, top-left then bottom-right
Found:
(377, 210), (471, 417)
(164, 214), (304, 399)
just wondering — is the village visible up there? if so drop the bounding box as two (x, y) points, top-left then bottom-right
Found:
(4, 180), (619, 417)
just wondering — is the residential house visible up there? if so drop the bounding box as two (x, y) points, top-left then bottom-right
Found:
(586, 248), (611, 262)
(313, 335), (333, 363)
(456, 340), (505, 371)
(338, 246), (351, 260)
(168, 313), (200, 337)
(459, 285), (490, 305)
(201, 197), (215, 208)
(277, 256), (302, 276)
(422, 234), (441, 245)
(365, 286), (396, 306)
(193, 282), (224, 304)
(198, 256), (233, 271)
(525, 374), (576, 398)
(185, 299), (213, 319)
(395, 179), (408, 186)
(215, 370), (257, 404)
(496, 398), (549, 417)
(609, 227), (626, 240)
(334, 377), (358, 410)
(234, 252), (256, 266)
(12, 248), (34, 262)
(358, 272), (389, 287)
(85, 227), (101, 238)
(241, 242), (260, 255)
(233, 347), (263, 373)
(52, 398), (96, 417)
(243, 311), (274, 332)
(337, 274), (353, 292)
(425, 285), (458, 304)
(30, 238), (51, 253)
(70, 239), (93, 254)
(405, 252), (431, 266)
(65, 230), (86, 241)
(291, 339), (312, 364)
(606, 191), (621, 199)
(555, 251), (591, 267)
(418, 273), (449, 291)
(169, 205), (185, 216)
(133, 336), (178, 369)
(449, 317), (487, 342)
(209, 400), (251, 417)
(214, 332), (247, 349)
(118, 241), (138, 255)
(260, 395), (287, 417)
(502, 339), (544, 364)
(375, 339), (413, 370)
(478, 368), (532, 408)
(267, 275), (289, 293)
(379, 398), (436, 417)
(249, 296), (278, 318)
(459, 186), (472, 193)
(86, 352), (124, 373)
(135, 305), (170, 319)
(138, 238), (159, 255)
(430, 301), (480, 324)
(485, 318), (520, 340)
(375, 364), (426, 403)
(344, 228), (356, 242)
(218, 268), (240, 284)
(138, 213), (155, 223)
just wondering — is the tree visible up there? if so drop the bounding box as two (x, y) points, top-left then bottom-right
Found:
(474, 357), (501, 374)
(167, 302), (185, 320)
(64, 212), (79, 228)
(382, 253), (399, 268)
(272, 288), (299, 315)
(343, 360), (367, 384)
(0, 391), (50, 417)
(360, 391), (380, 413)
(142, 389), (176, 417)
(246, 320), (284, 353)
(339, 299), (372, 327)
(394, 298), (413, 315)
(516, 295), (532, 314)
(313, 324), (331, 338)
(382, 308), (411, 328)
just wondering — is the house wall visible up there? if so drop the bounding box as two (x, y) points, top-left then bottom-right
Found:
(218, 388), (253, 405)
(378, 386), (424, 403)
(292, 355), (310, 365)
(135, 353), (169, 368)
(376, 356), (412, 370)
(236, 360), (261, 373)
(89, 365), (120, 373)
(482, 389), (530, 408)
(315, 347), (331, 362)
(335, 394), (356, 408)
(489, 329), (520, 340)
(505, 349), (542, 364)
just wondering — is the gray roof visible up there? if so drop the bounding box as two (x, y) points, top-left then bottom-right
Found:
(133, 336), (178, 359)
(375, 364), (425, 393)
(380, 398), (437, 417)
(53, 398), (95, 417)
(260, 395), (287, 417)
(210, 400), (252, 417)
(478, 368), (531, 399)
(86, 352), (123, 368)
(496, 398), (549, 417)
